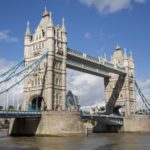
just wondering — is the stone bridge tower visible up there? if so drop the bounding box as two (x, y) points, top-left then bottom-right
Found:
(104, 44), (136, 116)
(22, 8), (67, 111)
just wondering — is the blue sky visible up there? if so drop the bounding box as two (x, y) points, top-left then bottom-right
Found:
(0, 0), (150, 80)
(0, 0), (150, 106)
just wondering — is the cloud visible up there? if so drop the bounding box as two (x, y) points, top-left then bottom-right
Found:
(67, 69), (150, 111)
(0, 58), (23, 108)
(79, 0), (146, 14)
(135, 79), (150, 110)
(134, 0), (146, 3)
(84, 32), (92, 39)
(0, 58), (16, 74)
(0, 30), (18, 43)
(67, 69), (104, 106)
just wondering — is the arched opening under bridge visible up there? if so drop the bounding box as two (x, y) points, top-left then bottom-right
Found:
(28, 96), (45, 111)
(66, 69), (104, 110)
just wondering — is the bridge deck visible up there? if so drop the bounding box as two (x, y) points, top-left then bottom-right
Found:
(82, 113), (123, 126)
(0, 111), (123, 126)
(0, 111), (41, 118)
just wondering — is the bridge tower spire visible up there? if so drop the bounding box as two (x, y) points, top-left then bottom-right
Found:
(61, 17), (67, 33)
(24, 21), (32, 59)
(25, 21), (31, 37)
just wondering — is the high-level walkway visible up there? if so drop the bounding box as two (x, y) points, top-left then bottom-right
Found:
(67, 48), (126, 77)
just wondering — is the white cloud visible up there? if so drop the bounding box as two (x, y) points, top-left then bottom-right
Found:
(79, 0), (146, 14)
(135, 79), (150, 110)
(0, 58), (23, 108)
(67, 69), (150, 111)
(0, 58), (16, 74)
(134, 0), (146, 3)
(67, 69), (104, 106)
(0, 30), (18, 43)
(84, 32), (92, 39)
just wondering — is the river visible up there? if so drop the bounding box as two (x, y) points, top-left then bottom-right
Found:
(0, 130), (149, 150)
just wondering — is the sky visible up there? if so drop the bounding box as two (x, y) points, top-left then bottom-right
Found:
(0, 0), (150, 107)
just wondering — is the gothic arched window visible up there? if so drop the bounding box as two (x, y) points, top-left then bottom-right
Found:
(39, 43), (41, 49)
(42, 42), (44, 48)
(39, 34), (41, 40)
(56, 93), (59, 104)
(59, 79), (61, 85)
(55, 78), (59, 85)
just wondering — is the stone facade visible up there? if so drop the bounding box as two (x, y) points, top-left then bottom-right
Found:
(122, 116), (150, 132)
(22, 8), (67, 111)
(9, 111), (87, 136)
(104, 44), (136, 116)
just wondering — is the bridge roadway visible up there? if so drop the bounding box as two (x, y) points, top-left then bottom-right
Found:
(0, 111), (41, 118)
(82, 113), (123, 126)
(0, 111), (123, 126)
(67, 48), (126, 77)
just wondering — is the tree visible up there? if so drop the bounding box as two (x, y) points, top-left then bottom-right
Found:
(0, 106), (3, 111)
(7, 105), (15, 111)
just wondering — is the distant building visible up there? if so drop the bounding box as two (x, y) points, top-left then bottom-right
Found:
(66, 91), (80, 111)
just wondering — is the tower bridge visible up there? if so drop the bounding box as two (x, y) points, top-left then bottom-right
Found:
(22, 8), (135, 116)
(0, 8), (149, 136)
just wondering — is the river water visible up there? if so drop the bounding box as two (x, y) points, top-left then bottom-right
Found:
(0, 130), (149, 150)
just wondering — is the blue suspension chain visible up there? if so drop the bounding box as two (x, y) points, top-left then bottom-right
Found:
(0, 51), (48, 95)
(0, 59), (24, 80)
(135, 81), (150, 111)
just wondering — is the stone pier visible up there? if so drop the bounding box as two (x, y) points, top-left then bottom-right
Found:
(122, 115), (150, 132)
(87, 115), (150, 133)
(8, 111), (87, 136)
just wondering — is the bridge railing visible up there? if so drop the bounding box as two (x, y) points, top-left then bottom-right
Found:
(67, 48), (83, 57)
(86, 55), (99, 63)
(82, 113), (123, 126)
(0, 111), (41, 118)
(67, 60), (109, 76)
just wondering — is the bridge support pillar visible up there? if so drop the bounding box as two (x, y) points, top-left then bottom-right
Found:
(8, 111), (87, 136)
(93, 121), (122, 133)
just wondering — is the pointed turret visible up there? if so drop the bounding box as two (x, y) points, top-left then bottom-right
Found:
(25, 21), (31, 37)
(124, 48), (127, 59)
(123, 48), (129, 68)
(42, 6), (49, 18)
(112, 43), (124, 66)
(47, 11), (53, 27)
(104, 53), (107, 61)
(38, 7), (50, 30)
(61, 18), (67, 33)
(61, 18), (67, 44)
(130, 50), (133, 60)
(24, 21), (32, 59)
(115, 43), (121, 51)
